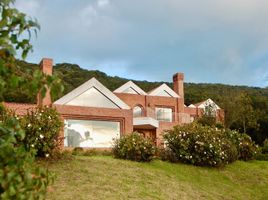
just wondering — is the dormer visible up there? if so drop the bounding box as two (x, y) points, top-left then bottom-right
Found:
(114, 81), (147, 95)
(54, 78), (130, 109)
(148, 83), (180, 98)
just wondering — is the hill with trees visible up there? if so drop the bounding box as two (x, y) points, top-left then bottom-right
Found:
(5, 60), (268, 144)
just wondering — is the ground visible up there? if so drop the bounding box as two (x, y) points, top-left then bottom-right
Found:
(44, 156), (268, 200)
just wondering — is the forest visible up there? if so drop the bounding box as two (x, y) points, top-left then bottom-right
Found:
(4, 60), (268, 145)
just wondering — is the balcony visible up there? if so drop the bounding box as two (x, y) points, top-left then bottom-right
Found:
(133, 106), (192, 128)
(133, 117), (159, 129)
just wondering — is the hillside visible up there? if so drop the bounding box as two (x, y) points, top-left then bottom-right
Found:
(45, 155), (268, 200)
(8, 60), (268, 105)
(5, 60), (268, 144)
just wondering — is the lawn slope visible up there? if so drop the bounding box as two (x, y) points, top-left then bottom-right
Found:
(45, 156), (268, 200)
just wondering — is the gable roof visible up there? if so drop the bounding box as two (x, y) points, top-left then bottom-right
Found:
(54, 78), (130, 109)
(194, 98), (221, 109)
(114, 81), (147, 95)
(188, 104), (196, 108)
(148, 83), (180, 98)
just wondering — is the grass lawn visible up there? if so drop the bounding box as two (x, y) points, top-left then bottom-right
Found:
(44, 156), (268, 200)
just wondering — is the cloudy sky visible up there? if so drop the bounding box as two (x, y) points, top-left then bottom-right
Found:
(15, 0), (268, 87)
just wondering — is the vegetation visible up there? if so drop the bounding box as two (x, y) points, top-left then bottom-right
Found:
(0, 0), (58, 199)
(0, 106), (52, 199)
(20, 106), (62, 158)
(262, 139), (268, 154)
(113, 132), (156, 162)
(72, 147), (112, 156)
(162, 123), (258, 167)
(44, 155), (268, 200)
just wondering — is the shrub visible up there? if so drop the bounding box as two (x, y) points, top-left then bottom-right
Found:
(82, 149), (112, 156)
(197, 116), (216, 127)
(163, 123), (237, 167)
(162, 123), (258, 167)
(112, 132), (156, 162)
(255, 153), (268, 161)
(225, 130), (258, 161)
(262, 139), (268, 154)
(20, 106), (62, 158)
(72, 147), (84, 155)
(0, 105), (52, 199)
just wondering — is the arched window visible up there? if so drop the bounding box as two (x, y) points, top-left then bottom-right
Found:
(133, 105), (143, 118)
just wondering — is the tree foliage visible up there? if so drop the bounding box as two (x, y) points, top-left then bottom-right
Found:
(0, 0), (54, 199)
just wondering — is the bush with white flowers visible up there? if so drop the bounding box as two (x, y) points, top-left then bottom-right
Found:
(162, 123), (257, 167)
(112, 132), (156, 162)
(20, 106), (62, 157)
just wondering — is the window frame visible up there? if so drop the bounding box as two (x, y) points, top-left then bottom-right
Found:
(155, 106), (174, 122)
(63, 118), (122, 148)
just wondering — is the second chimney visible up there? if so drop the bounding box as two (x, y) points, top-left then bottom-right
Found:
(37, 58), (53, 107)
(173, 73), (184, 98)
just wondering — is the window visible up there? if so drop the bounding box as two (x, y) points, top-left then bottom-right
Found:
(204, 104), (216, 117)
(66, 87), (119, 109)
(133, 106), (143, 118)
(155, 107), (173, 122)
(64, 119), (120, 148)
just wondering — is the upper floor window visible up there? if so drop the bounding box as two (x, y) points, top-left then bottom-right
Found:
(155, 107), (173, 122)
(133, 105), (143, 118)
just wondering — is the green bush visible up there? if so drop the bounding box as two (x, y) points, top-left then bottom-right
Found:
(225, 130), (258, 161)
(20, 106), (62, 158)
(255, 153), (268, 161)
(162, 123), (257, 167)
(72, 147), (84, 155)
(112, 132), (156, 162)
(262, 139), (268, 154)
(0, 105), (52, 199)
(72, 147), (112, 157)
(163, 123), (236, 167)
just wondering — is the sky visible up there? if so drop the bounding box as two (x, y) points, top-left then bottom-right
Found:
(14, 0), (268, 87)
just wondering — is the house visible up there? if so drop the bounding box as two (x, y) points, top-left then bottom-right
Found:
(4, 58), (224, 148)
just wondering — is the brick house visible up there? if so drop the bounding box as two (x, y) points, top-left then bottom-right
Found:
(4, 58), (224, 148)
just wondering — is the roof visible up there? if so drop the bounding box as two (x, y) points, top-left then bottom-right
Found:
(114, 81), (147, 95)
(194, 99), (221, 109)
(3, 102), (37, 116)
(188, 104), (196, 108)
(194, 100), (206, 107)
(148, 83), (180, 98)
(54, 77), (130, 109)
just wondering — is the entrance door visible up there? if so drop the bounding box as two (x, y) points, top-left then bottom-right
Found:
(134, 129), (156, 144)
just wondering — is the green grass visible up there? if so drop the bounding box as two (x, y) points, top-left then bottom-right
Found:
(44, 156), (268, 200)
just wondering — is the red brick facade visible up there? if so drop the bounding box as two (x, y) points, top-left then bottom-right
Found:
(4, 58), (225, 148)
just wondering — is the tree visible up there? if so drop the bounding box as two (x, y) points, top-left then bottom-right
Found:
(0, 0), (54, 199)
(233, 92), (259, 133)
(197, 104), (217, 126)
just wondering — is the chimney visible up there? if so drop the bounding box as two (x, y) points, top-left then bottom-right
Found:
(173, 73), (185, 123)
(173, 73), (184, 98)
(37, 58), (53, 107)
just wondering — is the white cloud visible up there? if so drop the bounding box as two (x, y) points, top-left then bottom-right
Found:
(79, 5), (98, 27)
(97, 0), (110, 8)
(15, 0), (268, 87)
(15, 0), (41, 16)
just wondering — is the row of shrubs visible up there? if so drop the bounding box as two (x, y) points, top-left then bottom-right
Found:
(112, 123), (260, 167)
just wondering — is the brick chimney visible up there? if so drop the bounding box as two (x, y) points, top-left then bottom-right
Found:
(173, 73), (184, 98)
(37, 58), (53, 107)
(173, 73), (185, 123)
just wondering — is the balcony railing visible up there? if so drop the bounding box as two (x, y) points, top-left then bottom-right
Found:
(134, 107), (192, 124)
